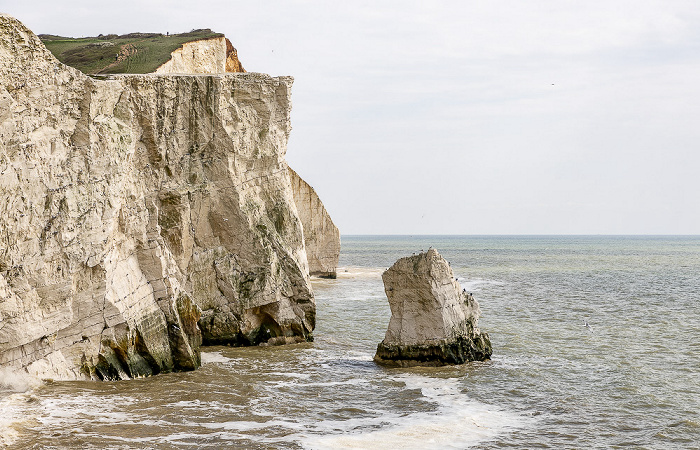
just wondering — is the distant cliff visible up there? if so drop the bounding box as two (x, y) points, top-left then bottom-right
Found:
(288, 168), (340, 278)
(155, 37), (245, 74)
(39, 29), (245, 75)
(0, 14), (313, 380)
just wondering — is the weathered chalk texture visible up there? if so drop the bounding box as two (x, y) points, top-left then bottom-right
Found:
(155, 36), (245, 74)
(375, 249), (492, 367)
(0, 14), (314, 381)
(288, 168), (340, 278)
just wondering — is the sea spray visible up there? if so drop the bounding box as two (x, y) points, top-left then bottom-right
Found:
(0, 369), (42, 447)
(0, 367), (41, 393)
(301, 375), (531, 450)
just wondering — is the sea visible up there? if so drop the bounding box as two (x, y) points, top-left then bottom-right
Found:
(1, 235), (698, 449)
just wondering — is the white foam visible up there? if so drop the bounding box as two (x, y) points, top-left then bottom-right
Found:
(460, 278), (504, 293)
(335, 267), (384, 279)
(268, 371), (312, 380)
(200, 351), (234, 364)
(0, 367), (41, 392)
(34, 393), (139, 428)
(298, 378), (369, 388)
(268, 377), (369, 390)
(0, 369), (42, 446)
(300, 375), (531, 450)
(344, 355), (374, 362)
(0, 393), (30, 447)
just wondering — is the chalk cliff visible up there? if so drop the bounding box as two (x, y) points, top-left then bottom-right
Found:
(155, 37), (245, 74)
(288, 168), (340, 278)
(374, 249), (492, 367)
(0, 14), (313, 381)
(153, 34), (340, 280)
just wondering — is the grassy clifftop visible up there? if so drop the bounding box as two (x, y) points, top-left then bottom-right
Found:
(40, 29), (224, 74)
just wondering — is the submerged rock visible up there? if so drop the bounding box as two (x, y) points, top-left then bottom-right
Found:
(374, 249), (492, 367)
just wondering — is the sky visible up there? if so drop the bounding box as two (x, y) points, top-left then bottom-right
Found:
(3, 0), (700, 234)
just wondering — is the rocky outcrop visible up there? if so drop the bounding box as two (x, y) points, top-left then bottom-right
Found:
(156, 37), (245, 74)
(0, 15), (312, 381)
(224, 39), (245, 73)
(374, 249), (492, 367)
(288, 168), (340, 278)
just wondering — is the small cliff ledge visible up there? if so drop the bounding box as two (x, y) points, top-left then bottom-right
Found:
(374, 249), (492, 367)
(0, 15), (313, 380)
(288, 168), (340, 278)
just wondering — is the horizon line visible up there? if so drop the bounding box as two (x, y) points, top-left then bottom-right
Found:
(339, 234), (700, 237)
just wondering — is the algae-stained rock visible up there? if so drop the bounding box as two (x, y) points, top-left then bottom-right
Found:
(288, 167), (340, 278)
(0, 14), (314, 381)
(374, 249), (492, 367)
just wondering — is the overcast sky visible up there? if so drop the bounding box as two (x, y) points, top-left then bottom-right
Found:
(4, 1), (700, 234)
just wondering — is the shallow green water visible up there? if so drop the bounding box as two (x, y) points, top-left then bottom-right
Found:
(2, 236), (699, 448)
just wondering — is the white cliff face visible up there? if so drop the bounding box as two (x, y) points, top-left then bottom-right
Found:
(0, 15), (313, 380)
(288, 168), (340, 278)
(374, 249), (492, 367)
(155, 37), (245, 74)
(154, 34), (337, 280)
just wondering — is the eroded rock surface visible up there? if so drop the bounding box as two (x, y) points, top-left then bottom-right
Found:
(288, 168), (340, 278)
(155, 37), (245, 74)
(374, 249), (492, 367)
(0, 15), (312, 381)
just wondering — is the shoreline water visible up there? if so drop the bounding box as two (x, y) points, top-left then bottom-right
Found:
(1, 236), (699, 448)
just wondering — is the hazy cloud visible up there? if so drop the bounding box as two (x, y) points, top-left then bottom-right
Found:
(4, 0), (700, 233)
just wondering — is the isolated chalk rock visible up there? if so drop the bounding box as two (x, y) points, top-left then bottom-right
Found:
(374, 249), (492, 367)
(0, 14), (313, 381)
(288, 168), (340, 278)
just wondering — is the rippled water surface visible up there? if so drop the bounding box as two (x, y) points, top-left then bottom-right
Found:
(2, 236), (699, 448)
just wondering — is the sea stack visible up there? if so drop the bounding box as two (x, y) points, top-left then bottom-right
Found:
(374, 249), (492, 367)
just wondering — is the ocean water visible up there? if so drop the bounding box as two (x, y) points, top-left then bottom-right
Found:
(1, 235), (699, 449)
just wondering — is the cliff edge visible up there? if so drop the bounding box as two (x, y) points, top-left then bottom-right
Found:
(39, 29), (245, 75)
(0, 14), (313, 380)
(155, 37), (245, 74)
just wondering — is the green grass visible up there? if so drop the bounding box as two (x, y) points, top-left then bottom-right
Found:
(40, 29), (224, 74)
